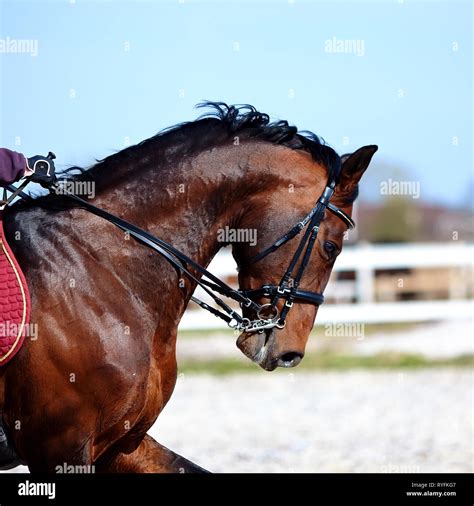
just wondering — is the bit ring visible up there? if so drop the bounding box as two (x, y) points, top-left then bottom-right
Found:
(256, 303), (279, 320)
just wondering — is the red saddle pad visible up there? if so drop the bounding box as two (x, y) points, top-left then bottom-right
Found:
(0, 211), (31, 365)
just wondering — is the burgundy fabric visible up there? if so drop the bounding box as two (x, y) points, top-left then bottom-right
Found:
(0, 212), (31, 365)
(0, 148), (26, 185)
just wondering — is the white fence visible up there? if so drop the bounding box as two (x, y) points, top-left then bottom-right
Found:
(179, 242), (474, 329)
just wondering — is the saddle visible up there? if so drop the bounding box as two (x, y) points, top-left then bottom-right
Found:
(0, 211), (31, 366)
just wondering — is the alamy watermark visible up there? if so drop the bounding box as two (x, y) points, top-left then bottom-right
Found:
(55, 180), (96, 199)
(217, 226), (257, 246)
(0, 36), (38, 57)
(381, 463), (421, 473)
(18, 480), (55, 500)
(324, 37), (365, 57)
(0, 322), (38, 340)
(324, 322), (365, 340)
(55, 462), (96, 473)
(380, 178), (420, 199)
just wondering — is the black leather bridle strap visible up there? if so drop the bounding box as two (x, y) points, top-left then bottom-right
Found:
(5, 176), (355, 334)
(327, 202), (355, 229)
(268, 209), (317, 307)
(5, 184), (257, 328)
(242, 183), (354, 328)
(277, 219), (321, 323)
(249, 192), (354, 264)
(241, 286), (324, 306)
(249, 212), (314, 264)
(59, 192), (262, 327)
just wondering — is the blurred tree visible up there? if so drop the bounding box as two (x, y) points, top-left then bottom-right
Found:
(369, 196), (421, 243)
(462, 178), (474, 213)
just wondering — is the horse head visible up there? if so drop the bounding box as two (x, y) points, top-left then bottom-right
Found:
(233, 145), (377, 370)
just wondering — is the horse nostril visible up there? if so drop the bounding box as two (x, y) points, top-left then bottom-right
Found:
(278, 352), (303, 367)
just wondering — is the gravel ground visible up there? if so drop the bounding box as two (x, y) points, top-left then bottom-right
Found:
(3, 369), (471, 473)
(351, 320), (473, 358)
(151, 369), (473, 473)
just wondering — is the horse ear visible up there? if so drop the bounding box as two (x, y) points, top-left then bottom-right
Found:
(337, 145), (378, 199)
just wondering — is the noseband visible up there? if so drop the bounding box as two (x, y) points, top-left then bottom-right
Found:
(7, 175), (354, 334)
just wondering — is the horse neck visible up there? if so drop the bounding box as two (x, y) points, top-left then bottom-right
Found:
(91, 142), (279, 273)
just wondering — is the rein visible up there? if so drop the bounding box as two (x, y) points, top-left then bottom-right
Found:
(6, 176), (354, 334)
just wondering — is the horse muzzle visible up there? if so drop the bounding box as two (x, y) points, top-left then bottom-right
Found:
(236, 329), (304, 371)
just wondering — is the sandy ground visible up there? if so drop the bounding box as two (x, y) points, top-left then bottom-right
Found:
(2, 320), (472, 473)
(351, 320), (473, 358)
(150, 369), (472, 473)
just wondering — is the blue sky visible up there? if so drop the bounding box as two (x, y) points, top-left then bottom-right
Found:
(0, 0), (472, 206)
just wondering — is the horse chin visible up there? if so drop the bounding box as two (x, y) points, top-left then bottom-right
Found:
(236, 331), (279, 371)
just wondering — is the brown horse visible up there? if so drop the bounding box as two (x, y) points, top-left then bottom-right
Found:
(0, 103), (376, 472)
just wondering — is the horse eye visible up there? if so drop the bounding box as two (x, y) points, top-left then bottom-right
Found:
(323, 241), (338, 259)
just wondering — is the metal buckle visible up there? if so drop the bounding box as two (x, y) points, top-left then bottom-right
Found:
(260, 284), (272, 297)
(257, 303), (279, 320)
(276, 319), (286, 329)
(284, 299), (294, 308)
(318, 186), (334, 205)
(233, 303), (282, 334)
(229, 317), (250, 330)
(227, 318), (239, 329)
(228, 318), (250, 329)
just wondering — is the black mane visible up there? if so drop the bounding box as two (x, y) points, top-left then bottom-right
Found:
(204, 102), (342, 178)
(79, 101), (341, 183)
(10, 102), (343, 211)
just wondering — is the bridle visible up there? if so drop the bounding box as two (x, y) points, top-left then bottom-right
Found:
(8, 175), (354, 334)
(6, 174), (354, 334)
(239, 181), (354, 332)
